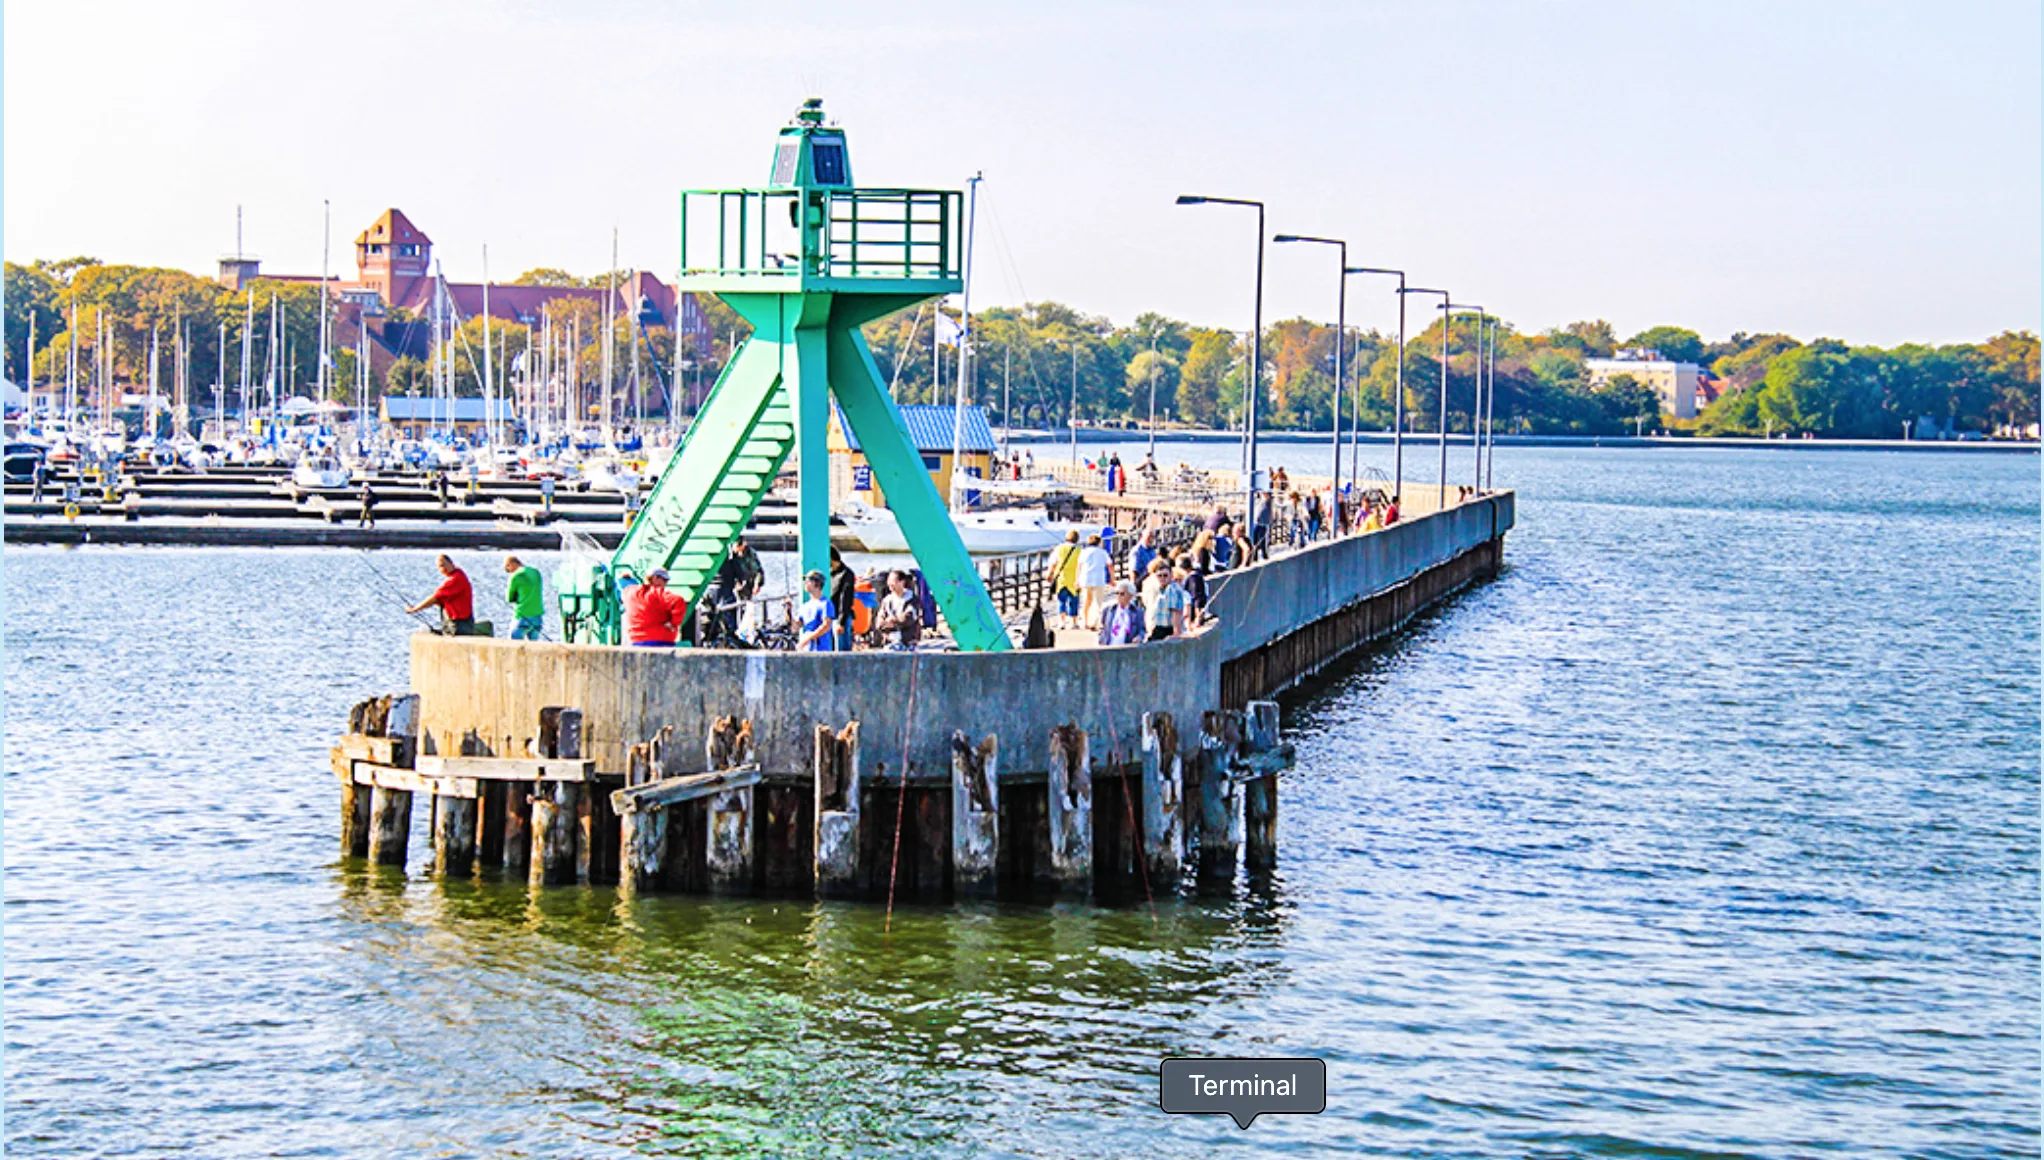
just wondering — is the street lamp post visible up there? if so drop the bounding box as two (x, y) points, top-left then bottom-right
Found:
(1273, 234), (1347, 512)
(1447, 306), (1484, 497)
(1400, 287), (1449, 509)
(1484, 317), (1499, 491)
(1177, 194), (1264, 526)
(1348, 267), (1406, 500)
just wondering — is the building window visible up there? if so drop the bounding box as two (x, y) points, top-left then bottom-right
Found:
(398, 243), (419, 257)
(367, 243), (385, 255)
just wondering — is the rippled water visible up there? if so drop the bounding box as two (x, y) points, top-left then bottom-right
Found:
(5, 445), (2038, 1157)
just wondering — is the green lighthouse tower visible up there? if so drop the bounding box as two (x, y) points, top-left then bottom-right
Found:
(558, 100), (1009, 652)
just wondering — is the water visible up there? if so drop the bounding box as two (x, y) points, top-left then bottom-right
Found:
(5, 445), (2037, 1157)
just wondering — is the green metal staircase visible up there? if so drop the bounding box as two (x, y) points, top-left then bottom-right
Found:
(610, 341), (794, 607)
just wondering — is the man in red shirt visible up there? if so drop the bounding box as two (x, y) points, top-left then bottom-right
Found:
(623, 567), (690, 647)
(407, 554), (476, 634)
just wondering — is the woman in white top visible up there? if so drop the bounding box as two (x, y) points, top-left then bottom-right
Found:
(1076, 533), (1113, 629)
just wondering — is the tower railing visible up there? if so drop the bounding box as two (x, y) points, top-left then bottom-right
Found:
(679, 188), (962, 284)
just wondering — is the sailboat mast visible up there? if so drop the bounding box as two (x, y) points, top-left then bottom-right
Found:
(602, 231), (617, 445)
(317, 199), (331, 412)
(948, 172), (981, 512)
(239, 290), (253, 428)
(481, 245), (495, 454)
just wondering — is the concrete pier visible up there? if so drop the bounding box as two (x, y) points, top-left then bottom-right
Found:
(332, 491), (1514, 902)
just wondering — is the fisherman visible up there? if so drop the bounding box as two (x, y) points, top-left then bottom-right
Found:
(504, 555), (545, 640)
(1097, 580), (1146, 646)
(796, 569), (839, 652)
(873, 570), (923, 649)
(622, 567), (689, 647)
(705, 540), (765, 644)
(357, 480), (379, 529)
(407, 554), (476, 635)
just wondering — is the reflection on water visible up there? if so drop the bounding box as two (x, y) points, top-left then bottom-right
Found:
(6, 445), (2039, 1157)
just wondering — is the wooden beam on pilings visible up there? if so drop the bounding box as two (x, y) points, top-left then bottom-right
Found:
(951, 732), (999, 897)
(1141, 711), (1183, 891)
(530, 708), (583, 887)
(612, 766), (764, 813)
(815, 722), (862, 898)
(1047, 724), (1092, 896)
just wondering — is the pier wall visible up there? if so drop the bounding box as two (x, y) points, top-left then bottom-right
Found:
(409, 492), (1513, 776)
(412, 625), (1221, 778)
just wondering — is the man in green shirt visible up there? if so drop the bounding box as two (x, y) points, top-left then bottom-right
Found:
(503, 555), (546, 640)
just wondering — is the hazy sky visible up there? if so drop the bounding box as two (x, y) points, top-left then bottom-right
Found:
(6, 1), (2038, 346)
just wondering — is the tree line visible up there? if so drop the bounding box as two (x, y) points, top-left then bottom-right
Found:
(8, 255), (2036, 439)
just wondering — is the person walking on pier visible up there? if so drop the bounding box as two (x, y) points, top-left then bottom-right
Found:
(407, 555), (476, 635)
(1131, 528), (1159, 585)
(504, 556), (545, 641)
(1046, 530), (1083, 630)
(623, 568), (689, 648)
(797, 570), (839, 652)
(1142, 560), (1190, 641)
(1077, 533), (1112, 629)
(357, 481), (379, 529)
(30, 459), (47, 504)
(1304, 489), (1324, 542)
(874, 570), (924, 649)
(1098, 580), (1146, 646)
(540, 475), (556, 516)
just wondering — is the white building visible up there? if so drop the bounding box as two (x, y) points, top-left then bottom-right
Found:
(1584, 347), (1700, 420)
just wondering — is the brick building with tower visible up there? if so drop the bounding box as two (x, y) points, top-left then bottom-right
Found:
(219, 207), (716, 402)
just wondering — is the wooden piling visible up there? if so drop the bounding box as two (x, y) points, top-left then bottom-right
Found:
(951, 732), (999, 897)
(1196, 709), (1241, 885)
(530, 707), (583, 887)
(368, 787), (412, 866)
(1243, 701), (1279, 873)
(704, 716), (757, 893)
(814, 722), (861, 898)
(340, 780), (372, 858)
(1047, 724), (1092, 895)
(435, 795), (478, 878)
(1141, 711), (1183, 890)
(619, 805), (668, 895)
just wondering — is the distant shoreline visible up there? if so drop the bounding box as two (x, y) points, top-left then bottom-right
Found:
(1000, 429), (2039, 454)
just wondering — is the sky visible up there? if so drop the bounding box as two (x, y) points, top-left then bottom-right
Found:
(5, 0), (2039, 347)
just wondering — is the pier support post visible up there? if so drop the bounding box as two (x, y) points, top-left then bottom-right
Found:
(705, 716), (755, 893)
(341, 780), (373, 859)
(951, 732), (999, 897)
(1141, 712), (1183, 890)
(814, 723), (862, 898)
(367, 787), (412, 867)
(1196, 710), (1242, 886)
(435, 794), (478, 878)
(1047, 725), (1092, 896)
(619, 808), (668, 895)
(530, 708), (583, 887)
(1243, 701), (1279, 874)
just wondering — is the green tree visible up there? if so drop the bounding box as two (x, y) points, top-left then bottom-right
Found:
(1176, 328), (1237, 428)
(1625, 325), (1704, 364)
